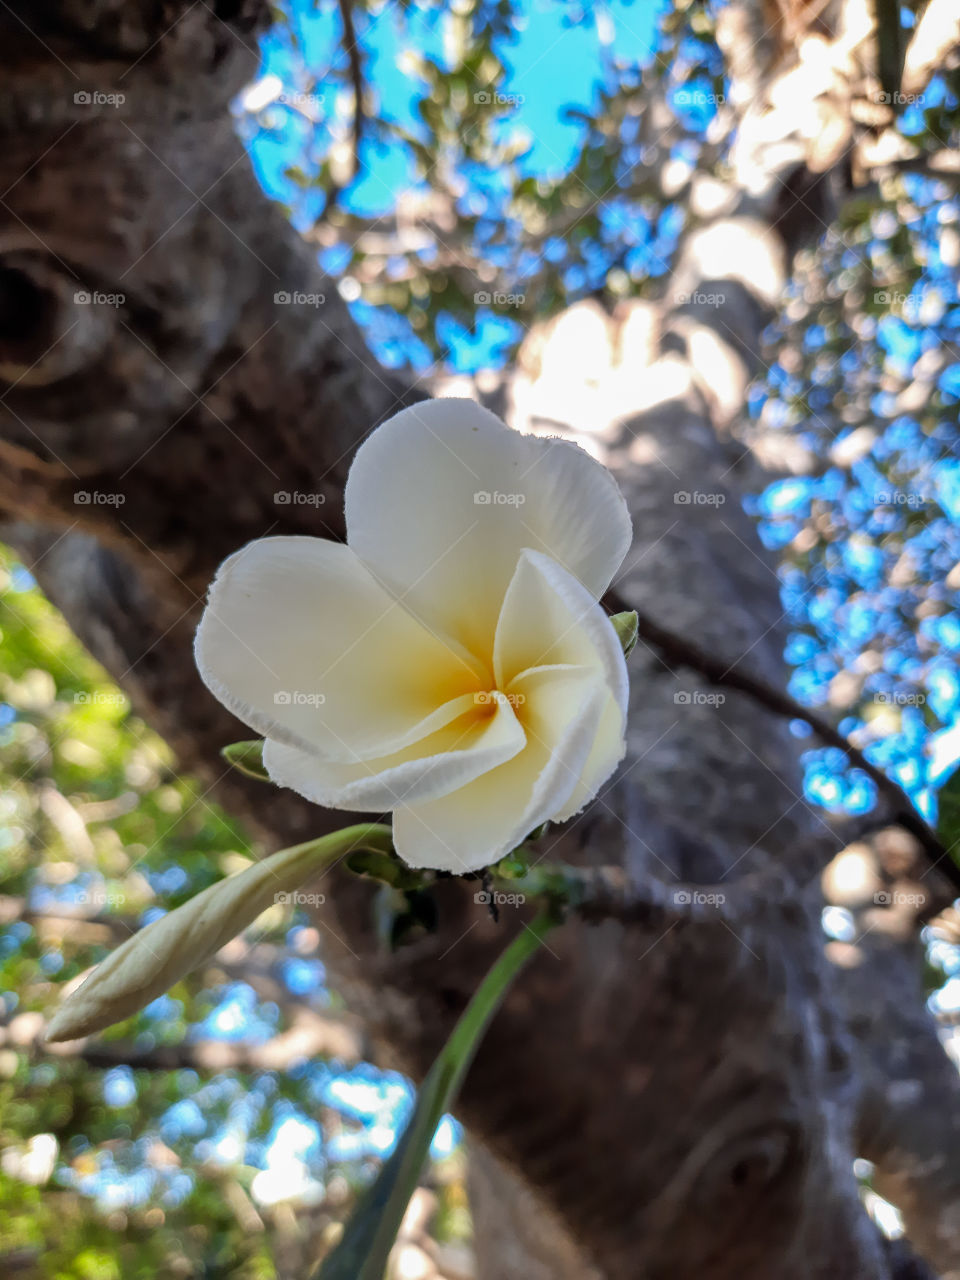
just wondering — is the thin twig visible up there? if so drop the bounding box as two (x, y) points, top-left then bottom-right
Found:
(338, 0), (365, 182)
(319, 1), (365, 218)
(497, 861), (787, 926)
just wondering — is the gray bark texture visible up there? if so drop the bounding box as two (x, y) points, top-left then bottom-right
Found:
(1, 2), (959, 1277)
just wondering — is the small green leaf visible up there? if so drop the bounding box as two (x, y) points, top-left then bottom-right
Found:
(609, 610), (639, 658)
(221, 740), (270, 782)
(493, 854), (528, 880)
(936, 764), (960, 867)
(345, 848), (425, 891)
(315, 912), (559, 1280)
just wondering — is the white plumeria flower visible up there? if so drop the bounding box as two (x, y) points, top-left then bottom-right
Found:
(195, 399), (632, 873)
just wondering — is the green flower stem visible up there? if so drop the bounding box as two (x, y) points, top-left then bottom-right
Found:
(493, 858), (665, 924)
(496, 862), (586, 905)
(443, 908), (560, 1065)
(316, 909), (560, 1280)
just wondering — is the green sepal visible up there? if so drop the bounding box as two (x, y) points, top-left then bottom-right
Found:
(345, 848), (423, 891)
(609, 610), (639, 657)
(220, 739), (270, 782)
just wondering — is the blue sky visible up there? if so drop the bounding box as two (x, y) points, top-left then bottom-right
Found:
(245, 0), (664, 214)
(237, 0), (668, 368)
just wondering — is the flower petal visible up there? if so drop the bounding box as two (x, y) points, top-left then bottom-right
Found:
(494, 548), (629, 709)
(262, 692), (525, 810)
(195, 536), (485, 762)
(393, 665), (607, 872)
(345, 398), (632, 658)
(551, 687), (626, 822)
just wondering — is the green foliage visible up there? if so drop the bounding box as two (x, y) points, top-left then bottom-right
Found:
(0, 549), (469, 1275)
(0, 547), (280, 1271)
(248, 0), (724, 361)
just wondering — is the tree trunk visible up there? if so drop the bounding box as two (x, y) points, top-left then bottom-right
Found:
(1, 2), (958, 1277)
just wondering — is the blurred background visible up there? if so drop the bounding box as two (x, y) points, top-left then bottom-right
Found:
(2, 0), (960, 1275)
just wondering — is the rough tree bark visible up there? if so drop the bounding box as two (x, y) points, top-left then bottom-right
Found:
(1, 2), (958, 1277)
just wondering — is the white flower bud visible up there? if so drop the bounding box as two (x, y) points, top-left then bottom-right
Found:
(46, 824), (391, 1042)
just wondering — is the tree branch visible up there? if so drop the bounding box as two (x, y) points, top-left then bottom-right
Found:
(494, 859), (789, 925)
(34, 1007), (362, 1071)
(605, 589), (959, 895)
(338, 0), (365, 181)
